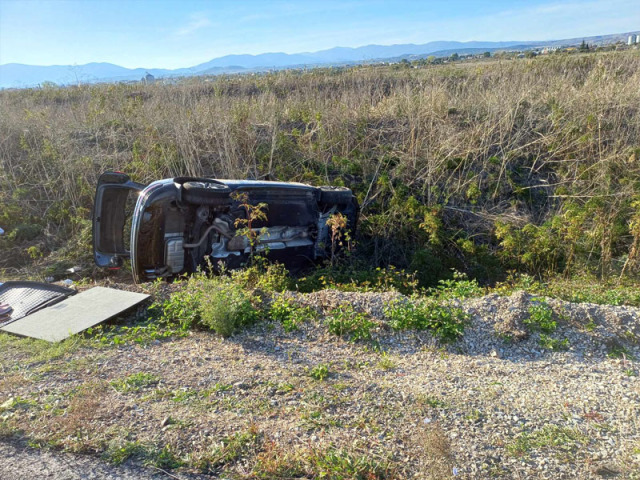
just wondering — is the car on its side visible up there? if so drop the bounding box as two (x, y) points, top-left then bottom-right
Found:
(93, 172), (358, 283)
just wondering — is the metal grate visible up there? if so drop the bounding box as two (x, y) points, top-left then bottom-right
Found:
(0, 282), (76, 328)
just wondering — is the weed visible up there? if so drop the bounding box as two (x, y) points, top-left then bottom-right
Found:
(308, 363), (330, 381)
(0, 396), (38, 412)
(232, 258), (291, 292)
(195, 427), (262, 473)
(277, 382), (296, 394)
(269, 296), (316, 332)
(326, 212), (352, 267)
(152, 280), (201, 329)
(377, 352), (396, 370)
(384, 298), (467, 342)
(103, 440), (145, 465)
(607, 345), (635, 360)
(538, 334), (570, 351)
(231, 191), (268, 261)
(432, 271), (483, 300)
(254, 442), (396, 479)
(145, 444), (184, 469)
(416, 394), (448, 409)
(525, 299), (556, 333)
(296, 264), (419, 295)
(199, 278), (260, 337)
(506, 425), (587, 459)
(110, 373), (159, 393)
(325, 305), (375, 342)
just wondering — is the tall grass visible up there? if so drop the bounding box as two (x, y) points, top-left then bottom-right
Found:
(1, 51), (639, 283)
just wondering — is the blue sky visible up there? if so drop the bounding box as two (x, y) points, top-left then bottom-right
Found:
(1, 0), (639, 68)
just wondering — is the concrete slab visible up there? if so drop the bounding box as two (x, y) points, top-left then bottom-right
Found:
(0, 287), (149, 342)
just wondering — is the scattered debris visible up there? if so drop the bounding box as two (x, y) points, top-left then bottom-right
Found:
(0, 281), (76, 327)
(0, 286), (149, 342)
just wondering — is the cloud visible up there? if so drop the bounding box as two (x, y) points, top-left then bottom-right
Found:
(176, 14), (212, 36)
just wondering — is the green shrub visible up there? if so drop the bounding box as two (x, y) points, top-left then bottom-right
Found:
(431, 271), (483, 300)
(231, 259), (291, 293)
(384, 298), (468, 342)
(199, 279), (260, 337)
(308, 363), (330, 381)
(538, 334), (569, 351)
(325, 305), (375, 342)
(525, 299), (556, 333)
(153, 281), (202, 329)
(269, 296), (316, 332)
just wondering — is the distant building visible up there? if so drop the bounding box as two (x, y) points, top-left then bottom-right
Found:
(629, 35), (636, 45)
(142, 72), (155, 84)
(637, 35), (640, 44)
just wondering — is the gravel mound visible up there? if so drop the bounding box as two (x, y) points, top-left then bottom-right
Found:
(2, 289), (638, 479)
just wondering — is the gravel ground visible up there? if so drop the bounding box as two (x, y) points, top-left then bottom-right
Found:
(0, 440), (210, 480)
(1, 289), (639, 479)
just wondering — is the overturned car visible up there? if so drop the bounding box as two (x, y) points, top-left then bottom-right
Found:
(93, 172), (358, 283)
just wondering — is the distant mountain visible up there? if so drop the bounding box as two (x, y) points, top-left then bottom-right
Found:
(1, 32), (637, 89)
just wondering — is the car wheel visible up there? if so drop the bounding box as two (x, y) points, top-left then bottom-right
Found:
(181, 180), (231, 206)
(318, 186), (353, 205)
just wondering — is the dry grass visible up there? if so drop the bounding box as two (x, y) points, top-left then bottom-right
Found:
(1, 51), (640, 281)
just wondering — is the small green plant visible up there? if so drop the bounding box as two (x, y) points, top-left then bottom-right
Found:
(525, 299), (556, 333)
(269, 296), (316, 332)
(103, 440), (145, 465)
(507, 425), (587, 458)
(231, 191), (268, 261)
(309, 363), (330, 381)
(432, 271), (483, 300)
(199, 278), (260, 337)
(607, 345), (635, 360)
(146, 444), (184, 469)
(384, 298), (467, 342)
(152, 280), (202, 329)
(325, 305), (375, 342)
(538, 334), (570, 351)
(377, 351), (396, 370)
(416, 394), (448, 409)
(195, 427), (262, 473)
(110, 373), (160, 393)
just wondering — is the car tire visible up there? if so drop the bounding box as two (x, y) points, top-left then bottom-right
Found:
(318, 186), (353, 205)
(181, 180), (231, 206)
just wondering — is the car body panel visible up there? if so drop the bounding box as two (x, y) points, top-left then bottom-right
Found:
(92, 172), (145, 268)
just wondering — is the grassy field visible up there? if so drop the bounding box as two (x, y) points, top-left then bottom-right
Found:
(1, 50), (640, 286)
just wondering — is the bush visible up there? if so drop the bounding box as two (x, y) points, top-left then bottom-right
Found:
(384, 298), (468, 342)
(525, 299), (556, 333)
(269, 296), (316, 332)
(325, 305), (375, 342)
(199, 279), (260, 337)
(231, 258), (291, 293)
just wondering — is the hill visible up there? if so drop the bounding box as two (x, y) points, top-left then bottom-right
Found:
(1, 31), (637, 88)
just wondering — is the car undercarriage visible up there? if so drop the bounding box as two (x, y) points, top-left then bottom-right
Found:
(93, 172), (358, 283)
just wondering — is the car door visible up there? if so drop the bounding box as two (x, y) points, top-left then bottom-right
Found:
(92, 172), (145, 268)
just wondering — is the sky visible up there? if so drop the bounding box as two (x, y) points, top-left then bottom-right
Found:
(1, 0), (639, 68)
